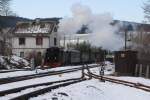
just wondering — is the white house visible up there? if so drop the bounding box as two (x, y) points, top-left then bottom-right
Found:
(11, 19), (60, 58)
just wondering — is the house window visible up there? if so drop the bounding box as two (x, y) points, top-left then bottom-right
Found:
(54, 37), (57, 46)
(54, 27), (57, 32)
(19, 38), (25, 45)
(40, 24), (45, 28)
(36, 37), (43, 45)
(20, 52), (24, 57)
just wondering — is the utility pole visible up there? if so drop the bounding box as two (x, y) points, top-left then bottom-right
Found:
(124, 24), (133, 51)
(63, 36), (66, 49)
(77, 37), (79, 48)
(125, 29), (127, 51)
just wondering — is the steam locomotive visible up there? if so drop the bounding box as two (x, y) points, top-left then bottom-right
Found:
(43, 47), (105, 68)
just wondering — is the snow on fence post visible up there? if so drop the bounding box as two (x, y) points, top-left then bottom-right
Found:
(135, 64), (139, 76)
(139, 64), (143, 77)
(146, 65), (150, 78)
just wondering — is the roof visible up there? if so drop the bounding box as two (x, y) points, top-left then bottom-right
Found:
(13, 19), (58, 36)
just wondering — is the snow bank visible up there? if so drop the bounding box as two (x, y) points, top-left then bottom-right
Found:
(0, 55), (30, 69)
(10, 55), (29, 67)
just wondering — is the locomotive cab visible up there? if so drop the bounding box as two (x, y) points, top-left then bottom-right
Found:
(44, 47), (62, 67)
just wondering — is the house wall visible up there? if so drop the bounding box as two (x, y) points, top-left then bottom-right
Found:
(12, 37), (49, 49)
(12, 37), (48, 57)
(12, 32), (60, 58)
(50, 32), (60, 47)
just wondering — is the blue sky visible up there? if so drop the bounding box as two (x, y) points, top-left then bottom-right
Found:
(12, 0), (145, 22)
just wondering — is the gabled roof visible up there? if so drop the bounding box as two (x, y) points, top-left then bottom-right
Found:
(13, 19), (57, 35)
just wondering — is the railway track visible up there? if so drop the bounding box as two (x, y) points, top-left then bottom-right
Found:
(1, 64), (149, 99)
(0, 64), (98, 85)
(84, 71), (150, 92)
(7, 78), (86, 100)
(0, 69), (30, 73)
(0, 78), (82, 96)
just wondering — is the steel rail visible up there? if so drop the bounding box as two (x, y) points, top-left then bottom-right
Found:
(0, 65), (98, 85)
(84, 72), (150, 92)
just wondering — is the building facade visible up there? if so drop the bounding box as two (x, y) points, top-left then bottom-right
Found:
(11, 19), (60, 58)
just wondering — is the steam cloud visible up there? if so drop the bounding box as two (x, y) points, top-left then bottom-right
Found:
(58, 3), (123, 50)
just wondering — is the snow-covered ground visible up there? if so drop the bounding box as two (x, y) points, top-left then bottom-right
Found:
(30, 79), (150, 100)
(0, 62), (150, 100)
(0, 69), (82, 92)
(0, 70), (82, 100)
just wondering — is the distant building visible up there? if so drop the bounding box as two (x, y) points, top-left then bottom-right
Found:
(11, 19), (60, 58)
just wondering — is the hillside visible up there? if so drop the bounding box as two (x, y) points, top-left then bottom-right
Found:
(0, 16), (31, 28)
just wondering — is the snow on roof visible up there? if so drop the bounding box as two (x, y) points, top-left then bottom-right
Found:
(14, 20), (56, 34)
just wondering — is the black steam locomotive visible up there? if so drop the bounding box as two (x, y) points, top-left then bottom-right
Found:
(43, 47), (105, 68)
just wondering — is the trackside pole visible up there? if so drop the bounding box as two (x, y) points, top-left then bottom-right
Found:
(135, 64), (139, 76)
(146, 65), (150, 78)
(81, 64), (92, 80)
(99, 62), (105, 82)
(81, 65), (85, 78)
(139, 64), (143, 77)
(86, 64), (92, 80)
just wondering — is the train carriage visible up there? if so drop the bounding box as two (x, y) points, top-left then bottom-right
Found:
(43, 47), (105, 68)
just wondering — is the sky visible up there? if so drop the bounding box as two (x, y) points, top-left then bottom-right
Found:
(11, 0), (145, 23)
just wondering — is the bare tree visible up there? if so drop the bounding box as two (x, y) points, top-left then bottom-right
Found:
(0, 27), (12, 56)
(143, 0), (150, 23)
(0, 0), (16, 55)
(0, 0), (16, 16)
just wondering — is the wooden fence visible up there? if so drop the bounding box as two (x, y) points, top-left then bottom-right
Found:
(135, 60), (150, 78)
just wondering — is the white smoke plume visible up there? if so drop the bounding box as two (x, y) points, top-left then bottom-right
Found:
(58, 3), (123, 50)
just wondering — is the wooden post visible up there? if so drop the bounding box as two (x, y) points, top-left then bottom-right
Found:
(146, 65), (150, 78)
(124, 30), (127, 50)
(135, 64), (139, 76)
(139, 64), (143, 77)
(81, 65), (85, 78)
(30, 57), (35, 70)
(86, 64), (92, 80)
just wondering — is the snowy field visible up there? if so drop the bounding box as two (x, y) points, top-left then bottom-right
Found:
(0, 62), (150, 100)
